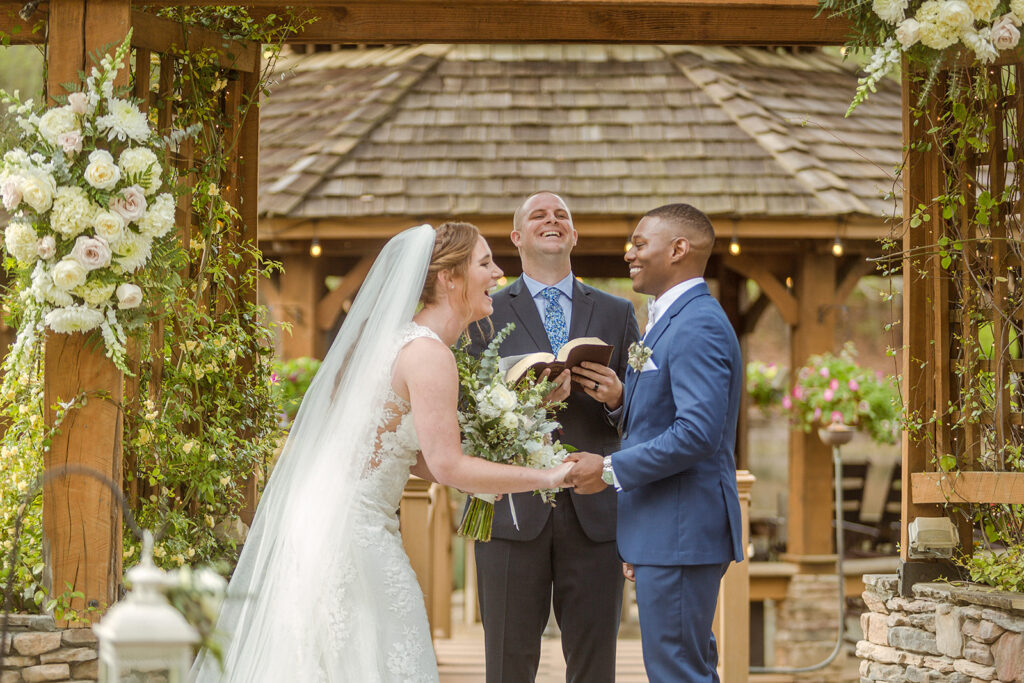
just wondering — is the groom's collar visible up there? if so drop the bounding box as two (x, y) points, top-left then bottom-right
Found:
(645, 277), (704, 337)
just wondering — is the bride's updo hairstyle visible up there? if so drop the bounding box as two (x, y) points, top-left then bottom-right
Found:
(421, 221), (480, 306)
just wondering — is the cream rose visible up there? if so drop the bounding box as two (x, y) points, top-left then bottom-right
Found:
(872, 0), (908, 24)
(36, 106), (79, 147)
(84, 150), (120, 190)
(37, 235), (55, 260)
(939, 0), (974, 29)
(992, 13), (1021, 49)
(109, 185), (147, 222)
(92, 210), (125, 244)
(70, 235), (112, 270)
(1, 177), (22, 211)
(896, 17), (922, 47)
(20, 170), (55, 213)
(52, 257), (88, 291)
(116, 282), (143, 309)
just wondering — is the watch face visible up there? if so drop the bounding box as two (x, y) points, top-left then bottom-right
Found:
(602, 469), (614, 485)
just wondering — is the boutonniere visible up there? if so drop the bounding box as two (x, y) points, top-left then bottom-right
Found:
(627, 341), (653, 372)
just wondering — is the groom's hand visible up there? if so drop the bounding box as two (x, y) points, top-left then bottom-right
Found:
(563, 451), (607, 494)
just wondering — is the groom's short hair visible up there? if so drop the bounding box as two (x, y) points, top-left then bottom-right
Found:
(644, 203), (715, 247)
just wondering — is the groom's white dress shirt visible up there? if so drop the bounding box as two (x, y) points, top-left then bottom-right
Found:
(606, 276), (706, 489)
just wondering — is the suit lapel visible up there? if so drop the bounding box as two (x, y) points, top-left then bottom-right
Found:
(568, 279), (594, 340)
(507, 279), (552, 352)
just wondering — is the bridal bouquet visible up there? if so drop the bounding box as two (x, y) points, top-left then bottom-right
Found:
(0, 32), (179, 373)
(454, 323), (570, 542)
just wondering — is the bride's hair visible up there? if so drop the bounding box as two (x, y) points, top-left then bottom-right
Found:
(421, 221), (480, 305)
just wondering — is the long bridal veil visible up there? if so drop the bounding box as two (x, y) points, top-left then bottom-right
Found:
(191, 224), (436, 682)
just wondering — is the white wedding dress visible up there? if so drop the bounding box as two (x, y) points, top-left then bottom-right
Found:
(191, 226), (443, 682)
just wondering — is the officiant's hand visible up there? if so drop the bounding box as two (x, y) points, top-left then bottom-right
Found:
(562, 451), (607, 494)
(571, 361), (623, 410)
(540, 368), (571, 405)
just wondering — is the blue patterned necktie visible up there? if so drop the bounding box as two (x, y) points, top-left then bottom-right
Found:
(541, 287), (568, 354)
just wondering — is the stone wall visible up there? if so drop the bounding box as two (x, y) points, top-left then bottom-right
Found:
(1, 615), (98, 683)
(858, 574), (1024, 682)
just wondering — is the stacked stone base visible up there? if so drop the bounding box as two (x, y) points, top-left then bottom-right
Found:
(859, 574), (1024, 682)
(775, 573), (856, 681)
(1, 615), (98, 683)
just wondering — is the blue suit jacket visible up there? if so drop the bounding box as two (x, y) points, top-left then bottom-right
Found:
(614, 282), (745, 567)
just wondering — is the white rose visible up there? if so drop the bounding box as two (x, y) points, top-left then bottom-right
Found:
(992, 13), (1021, 49)
(45, 304), (104, 333)
(73, 280), (116, 305)
(68, 92), (90, 115)
(52, 257), (88, 291)
(1, 177), (22, 211)
(500, 412), (519, 430)
(118, 148), (161, 195)
(963, 27), (999, 62)
(70, 235), (112, 270)
(490, 384), (517, 413)
(116, 283), (143, 309)
(92, 210), (125, 244)
(50, 186), (95, 238)
(872, 0), (908, 24)
(4, 221), (38, 264)
(56, 130), (83, 155)
(109, 185), (147, 222)
(84, 149), (120, 190)
(896, 17), (922, 47)
(939, 0), (974, 29)
(37, 235), (55, 259)
(20, 170), (55, 213)
(36, 106), (79, 146)
(137, 193), (175, 238)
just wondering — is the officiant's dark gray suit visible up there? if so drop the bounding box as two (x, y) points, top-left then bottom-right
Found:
(468, 276), (639, 683)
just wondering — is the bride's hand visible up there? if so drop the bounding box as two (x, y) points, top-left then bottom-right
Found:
(547, 460), (575, 489)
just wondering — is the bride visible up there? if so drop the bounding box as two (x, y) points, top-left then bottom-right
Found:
(191, 222), (574, 682)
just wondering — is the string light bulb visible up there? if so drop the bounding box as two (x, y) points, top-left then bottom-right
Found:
(310, 238), (322, 258)
(831, 236), (844, 257)
(729, 236), (741, 255)
(624, 241), (633, 253)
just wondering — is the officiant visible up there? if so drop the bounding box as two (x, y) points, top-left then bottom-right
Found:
(468, 191), (640, 683)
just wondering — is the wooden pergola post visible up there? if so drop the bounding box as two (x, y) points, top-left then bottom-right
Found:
(42, 0), (132, 619)
(279, 252), (325, 359)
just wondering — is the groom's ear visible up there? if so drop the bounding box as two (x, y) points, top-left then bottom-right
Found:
(669, 236), (689, 263)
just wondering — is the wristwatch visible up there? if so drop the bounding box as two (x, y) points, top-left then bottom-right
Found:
(601, 455), (615, 486)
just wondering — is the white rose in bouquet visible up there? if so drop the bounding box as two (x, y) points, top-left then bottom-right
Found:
(92, 210), (125, 244)
(500, 412), (519, 430)
(1, 177), (22, 211)
(4, 221), (38, 264)
(992, 13), (1021, 49)
(70, 235), (112, 270)
(939, 0), (974, 29)
(56, 131), (83, 155)
(115, 282), (143, 309)
(137, 193), (175, 238)
(36, 106), (79, 147)
(872, 0), (908, 24)
(45, 304), (104, 333)
(52, 257), (88, 291)
(109, 185), (147, 222)
(73, 280), (116, 306)
(896, 17), (922, 47)
(21, 169), (55, 213)
(84, 149), (120, 190)
(68, 91), (90, 116)
(51, 186), (95, 238)
(118, 148), (161, 195)
(37, 235), (56, 260)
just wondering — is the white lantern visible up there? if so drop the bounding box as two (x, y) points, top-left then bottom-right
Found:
(93, 532), (199, 682)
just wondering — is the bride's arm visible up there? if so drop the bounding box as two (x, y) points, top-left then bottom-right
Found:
(395, 337), (571, 494)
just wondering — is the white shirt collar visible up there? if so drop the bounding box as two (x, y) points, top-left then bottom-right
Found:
(645, 277), (704, 336)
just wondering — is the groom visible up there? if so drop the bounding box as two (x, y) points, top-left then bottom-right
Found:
(469, 191), (639, 683)
(567, 203), (745, 682)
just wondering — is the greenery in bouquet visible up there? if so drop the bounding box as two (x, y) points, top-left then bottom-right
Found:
(781, 343), (900, 445)
(746, 360), (787, 413)
(271, 356), (323, 422)
(453, 323), (570, 541)
(821, 0), (1024, 113)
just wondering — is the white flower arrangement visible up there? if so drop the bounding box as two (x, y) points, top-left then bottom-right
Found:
(454, 323), (571, 542)
(0, 31), (179, 372)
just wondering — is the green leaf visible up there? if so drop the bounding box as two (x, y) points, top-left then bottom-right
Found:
(939, 454), (957, 471)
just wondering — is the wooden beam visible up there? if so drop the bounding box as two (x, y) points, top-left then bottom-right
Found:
(0, 2), (44, 43)
(130, 10), (260, 72)
(741, 292), (771, 335)
(315, 254), (373, 331)
(279, 252), (325, 358)
(835, 256), (876, 304)
(722, 253), (798, 327)
(911, 472), (1024, 505)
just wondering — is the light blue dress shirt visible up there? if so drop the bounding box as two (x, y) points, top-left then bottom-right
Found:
(521, 272), (574, 332)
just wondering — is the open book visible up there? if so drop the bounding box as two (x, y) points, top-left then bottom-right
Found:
(500, 337), (613, 390)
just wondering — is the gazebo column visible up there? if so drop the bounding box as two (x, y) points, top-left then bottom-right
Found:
(784, 250), (838, 572)
(42, 0), (132, 619)
(279, 253), (325, 359)
(718, 266), (748, 470)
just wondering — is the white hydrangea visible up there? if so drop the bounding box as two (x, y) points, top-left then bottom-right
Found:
(1012, 0), (1024, 18)
(966, 0), (998, 21)
(113, 230), (153, 272)
(118, 147), (161, 195)
(872, 0), (908, 24)
(962, 27), (999, 62)
(137, 193), (175, 238)
(36, 106), (80, 147)
(917, 0), (963, 49)
(4, 221), (38, 264)
(73, 280), (116, 305)
(50, 186), (96, 238)
(96, 98), (150, 143)
(45, 304), (104, 333)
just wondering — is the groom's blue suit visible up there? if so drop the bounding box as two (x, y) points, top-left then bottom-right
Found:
(612, 281), (745, 683)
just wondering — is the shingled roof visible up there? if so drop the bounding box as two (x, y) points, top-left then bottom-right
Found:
(260, 45), (901, 221)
